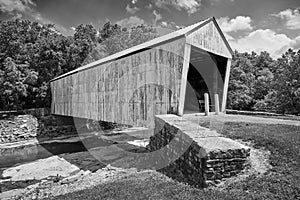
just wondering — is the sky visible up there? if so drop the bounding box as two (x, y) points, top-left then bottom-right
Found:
(0, 0), (299, 58)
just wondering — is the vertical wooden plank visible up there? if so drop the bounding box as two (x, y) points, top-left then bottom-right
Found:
(123, 59), (129, 125)
(178, 43), (191, 116)
(186, 20), (232, 59)
(110, 63), (115, 123)
(153, 48), (162, 116)
(221, 58), (231, 112)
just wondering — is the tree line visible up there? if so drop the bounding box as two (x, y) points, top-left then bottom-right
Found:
(0, 19), (299, 115)
(0, 19), (157, 110)
(228, 49), (300, 115)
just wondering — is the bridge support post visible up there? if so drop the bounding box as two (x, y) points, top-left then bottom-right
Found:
(204, 93), (209, 116)
(214, 94), (220, 115)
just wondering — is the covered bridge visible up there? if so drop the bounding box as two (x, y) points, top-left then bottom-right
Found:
(50, 17), (233, 128)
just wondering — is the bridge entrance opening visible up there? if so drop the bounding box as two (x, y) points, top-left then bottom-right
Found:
(183, 47), (227, 114)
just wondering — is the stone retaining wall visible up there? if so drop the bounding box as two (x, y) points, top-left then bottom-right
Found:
(0, 114), (78, 144)
(0, 108), (130, 144)
(149, 115), (250, 187)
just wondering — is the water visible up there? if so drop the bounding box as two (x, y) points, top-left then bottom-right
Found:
(0, 136), (116, 169)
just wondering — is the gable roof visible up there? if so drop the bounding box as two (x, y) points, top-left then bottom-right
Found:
(51, 17), (233, 82)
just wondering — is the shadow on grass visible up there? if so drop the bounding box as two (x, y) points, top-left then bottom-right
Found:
(44, 122), (300, 200)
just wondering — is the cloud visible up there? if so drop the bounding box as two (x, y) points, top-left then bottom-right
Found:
(160, 21), (181, 29)
(161, 21), (168, 27)
(0, 0), (35, 13)
(12, 12), (22, 19)
(116, 16), (145, 27)
(228, 29), (300, 58)
(271, 8), (300, 30)
(218, 15), (300, 58)
(290, 34), (300, 49)
(223, 32), (235, 41)
(153, 10), (162, 25)
(155, 0), (202, 14)
(126, 4), (140, 14)
(218, 16), (253, 33)
(0, 0), (71, 35)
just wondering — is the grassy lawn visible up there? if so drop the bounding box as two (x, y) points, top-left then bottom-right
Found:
(245, 114), (300, 121)
(51, 122), (300, 200)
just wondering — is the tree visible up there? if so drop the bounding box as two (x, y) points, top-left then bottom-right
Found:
(251, 52), (275, 105)
(98, 22), (123, 43)
(271, 49), (300, 114)
(227, 51), (256, 110)
(0, 57), (37, 110)
(101, 23), (158, 55)
(74, 24), (98, 63)
(0, 19), (71, 109)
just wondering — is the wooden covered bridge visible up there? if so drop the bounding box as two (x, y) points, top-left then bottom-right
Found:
(50, 17), (233, 128)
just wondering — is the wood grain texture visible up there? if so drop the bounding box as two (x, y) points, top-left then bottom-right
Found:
(51, 20), (233, 127)
(186, 21), (232, 59)
(222, 58), (232, 112)
(51, 38), (186, 128)
(178, 43), (191, 116)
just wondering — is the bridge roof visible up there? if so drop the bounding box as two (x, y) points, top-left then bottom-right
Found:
(51, 17), (233, 82)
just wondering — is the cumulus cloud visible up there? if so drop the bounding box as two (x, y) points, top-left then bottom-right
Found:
(218, 15), (300, 58)
(12, 12), (22, 19)
(155, 0), (202, 14)
(0, 0), (70, 34)
(116, 16), (145, 28)
(223, 32), (235, 41)
(0, 0), (35, 13)
(290, 35), (300, 49)
(227, 29), (300, 58)
(218, 16), (253, 33)
(126, 4), (140, 14)
(161, 21), (168, 27)
(272, 8), (300, 30)
(160, 21), (180, 29)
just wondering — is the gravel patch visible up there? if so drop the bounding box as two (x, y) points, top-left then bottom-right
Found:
(212, 140), (272, 189)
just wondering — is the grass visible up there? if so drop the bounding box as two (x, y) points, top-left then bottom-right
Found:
(50, 122), (300, 200)
(246, 114), (300, 121)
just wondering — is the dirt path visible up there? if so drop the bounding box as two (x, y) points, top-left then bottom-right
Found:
(183, 113), (300, 127)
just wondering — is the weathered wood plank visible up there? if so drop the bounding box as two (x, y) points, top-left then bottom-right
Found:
(178, 43), (191, 116)
(186, 21), (232, 59)
(222, 58), (231, 112)
(51, 38), (186, 127)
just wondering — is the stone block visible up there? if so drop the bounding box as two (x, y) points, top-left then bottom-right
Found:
(150, 114), (251, 187)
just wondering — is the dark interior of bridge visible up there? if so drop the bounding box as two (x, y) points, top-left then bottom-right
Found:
(184, 47), (227, 114)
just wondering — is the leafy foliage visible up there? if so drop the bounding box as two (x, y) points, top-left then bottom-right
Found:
(101, 24), (158, 55)
(0, 19), (157, 110)
(0, 18), (299, 115)
(271, 49), (300, 114)
(227, 49), (300, 115)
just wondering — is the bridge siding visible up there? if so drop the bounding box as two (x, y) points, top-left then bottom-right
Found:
(186, 20), (232, 59)
(51, 20), (233, 128)
(51, 38), (186, 128)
